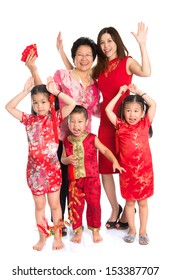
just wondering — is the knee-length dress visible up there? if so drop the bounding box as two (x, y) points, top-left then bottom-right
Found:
(116, 114), (154, 200)
(21, 111), (62, 195)
(98, 56), (132, 174)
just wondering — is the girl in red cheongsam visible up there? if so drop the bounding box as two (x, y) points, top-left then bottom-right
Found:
(5, 76), (76, 251)
(106, 83), (156, 245)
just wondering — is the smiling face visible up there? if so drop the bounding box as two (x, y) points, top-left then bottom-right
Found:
(123, 102), (144, 125)
(99, 33), (117, 61)
(74, 45), (94, 72)
(32, 92), (50, 116)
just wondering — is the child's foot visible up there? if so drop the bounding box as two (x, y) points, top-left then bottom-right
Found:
(52, 237), (64, 250)
(71, 229), (83, 243)
(123, 229), (136, 243)
(93, 231), (103, 243)
(33, 236), (46, 251)
(139, 234), (149, 245)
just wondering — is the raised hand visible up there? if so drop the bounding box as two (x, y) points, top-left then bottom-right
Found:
(24, 77), (35, 93)
(56, 31), (64, 53)
(131, 22), (148, 44)
(25, 53), (37, 72)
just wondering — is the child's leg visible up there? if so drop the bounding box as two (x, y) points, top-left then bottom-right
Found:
(125, 200), (136, 235)
(85, 178), (103, 242)
(123, 200), (137, 243)
(32, 194), (47, 251)
(138, 199), (149, 244)
(69, 179), (85, 243)
(48, 191), (64, 250)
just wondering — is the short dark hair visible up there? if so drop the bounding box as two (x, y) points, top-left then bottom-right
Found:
(71, 37), (98, 61)
(70, 105), (88, 120)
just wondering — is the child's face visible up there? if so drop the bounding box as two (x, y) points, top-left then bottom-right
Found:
(123, 102), (144, 125)
(68, 112), (88, 137)
(32, 93), (50, 116)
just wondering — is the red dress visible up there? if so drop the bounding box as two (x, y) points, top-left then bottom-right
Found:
(21, 111), (62, 195)
(116, 115), (154, 200)
(98, 56), (132, 174)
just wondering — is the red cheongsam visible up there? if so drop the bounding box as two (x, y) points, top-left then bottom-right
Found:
(116, 114), (154, 200)
(98, 56), (132, 174)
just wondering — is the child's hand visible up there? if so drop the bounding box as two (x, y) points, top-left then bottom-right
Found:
(128, 83), (138, 93)
(25, 54), (37, 72)
(24, 77), (34, 93)
(46, 76), (59, 95)
(119, 85), (128, 95)
(68, 155), (78, 167)
(112, 162), (126, 174)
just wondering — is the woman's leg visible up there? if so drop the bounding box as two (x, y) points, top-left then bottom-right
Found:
(48, 191), (64, 250)
(32, 194), (47, 251)
(102, 174), (122, 227)
(57, 140), (69, 236)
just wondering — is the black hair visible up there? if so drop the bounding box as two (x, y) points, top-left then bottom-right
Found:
(69, 105), (88, 120)
(118, 94), (153, 138)
(71, 37), (98, 62)
(31, 84), (59, 115)
(93, 26), (128, 79)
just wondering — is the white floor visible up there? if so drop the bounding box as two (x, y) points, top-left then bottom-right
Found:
(1, 171), (168, 280)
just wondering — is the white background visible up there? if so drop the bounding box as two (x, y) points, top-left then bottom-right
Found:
(0, 0), (169, 279)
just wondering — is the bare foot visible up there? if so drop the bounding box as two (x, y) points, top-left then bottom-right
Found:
(71, 229), (83, 243)
(52, 237), (64, 250)
(93, 231), (103, 243)
(33, 236), (46, 251)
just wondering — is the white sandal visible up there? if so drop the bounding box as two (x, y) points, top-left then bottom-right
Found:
(123, 234), (136, 243)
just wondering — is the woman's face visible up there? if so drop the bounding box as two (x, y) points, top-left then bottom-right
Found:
(99, 33), (117, 61)
(74, 45), (94, 71)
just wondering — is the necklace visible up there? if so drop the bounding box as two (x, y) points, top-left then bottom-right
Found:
(72, 69), (91, 88)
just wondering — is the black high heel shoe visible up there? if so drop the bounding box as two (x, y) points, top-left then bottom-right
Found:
(105, 204), (123, 229)
(116, 208), (137, 230)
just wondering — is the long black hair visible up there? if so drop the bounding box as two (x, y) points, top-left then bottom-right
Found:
(92, 26), (128, 79)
